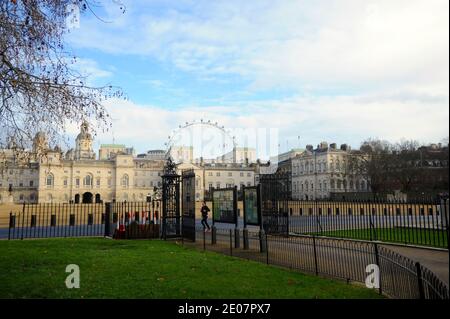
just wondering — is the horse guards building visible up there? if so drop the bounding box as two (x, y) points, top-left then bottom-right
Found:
(0, 122), (369, 204)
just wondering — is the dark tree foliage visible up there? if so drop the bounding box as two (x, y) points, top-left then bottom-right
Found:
(0, 0), (125, 150)
(357, 138), (449, 195)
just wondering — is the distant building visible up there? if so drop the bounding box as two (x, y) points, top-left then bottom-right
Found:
(98, 144), (134, 160)
(217, 147), (256, 164)
(0, 122), (163, 204)
(169, 145), (193, 164)
(178, 161), (256, 201)
(291, 142), (369, 200)
(137, 150), (166, 161)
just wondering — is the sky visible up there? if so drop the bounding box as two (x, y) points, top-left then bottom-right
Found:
(63, 0), (449, 159)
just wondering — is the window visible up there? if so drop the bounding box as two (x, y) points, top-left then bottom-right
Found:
(121, 174), (129, 188)
(30, 180), (34, 187)
(46, 174), (54, 188)
(76, 178), (80, 188)
(108, 178), (112, 188)
(208, 172), (213, 176)
(216, 182), (220, 188)
(83, 175), (92, 187)
(228, 172), (232, 177)
(19, 181), (23, 187)
(19, 194), (24, 201)
(96, 178), (100, 187)
(63, 178), (68, 187)
(216, 172), (220, 177)
(247, 172), (251, 177)
(240, 172), (244, 177)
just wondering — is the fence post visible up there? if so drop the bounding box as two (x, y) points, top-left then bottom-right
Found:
(415, 262), (425, 299)
(234, 227), (240, 248)
(211, 225), (217, 245)
(104, 202), (111, 237)
(259, 228), (267, 253)
(229, 229), (233, 256)
(8, 212), (12, 240)
(312, 235), (318, 275)
(266, 232), (269, 265)
(21, 209), (25, 240)
(243, 228), (249, 250)
(373, 242), (382, 295)
(442, 199), (449, 250)
(203, 228), (206, 251)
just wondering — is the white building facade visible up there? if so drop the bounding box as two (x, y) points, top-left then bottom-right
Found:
(291, 142), (369, 200)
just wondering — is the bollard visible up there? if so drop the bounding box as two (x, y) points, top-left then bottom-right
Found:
(229, 229), (233, 256)
(211, 225), (217, 245)
(104, 202), (111, 237)
(234, 227), (240, 248)
(50, 214), (56, 227)
(259, 228), (267, 253)
(243, 228), (249, 250)
(88, 213), (93, 226)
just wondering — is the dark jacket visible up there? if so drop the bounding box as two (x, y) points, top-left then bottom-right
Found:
(201, 205), (210, 218)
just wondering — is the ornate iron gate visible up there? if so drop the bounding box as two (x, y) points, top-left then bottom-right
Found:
(181, 169), (196, 241)
(161, 157), (181, 239)
(260, 172), (289, 236)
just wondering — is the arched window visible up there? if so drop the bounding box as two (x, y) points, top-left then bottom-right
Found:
(46, 174), (54, 188)
(84, 174), (92, 187)
(122, 174), (129, 188)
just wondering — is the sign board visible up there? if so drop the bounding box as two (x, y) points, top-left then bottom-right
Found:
(212, 187), (237, 225)
(243, 185), (261, 227)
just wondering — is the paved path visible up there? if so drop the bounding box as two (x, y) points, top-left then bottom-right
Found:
(381, 244), (449, 285)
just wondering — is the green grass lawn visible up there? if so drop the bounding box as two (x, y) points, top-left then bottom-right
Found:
(0, 238), (382, 299)
(314, 228), (448, 249)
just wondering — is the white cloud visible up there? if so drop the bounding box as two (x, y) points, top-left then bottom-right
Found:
(68, 0), (449, 94)
(63, 0), (449, 154)
(66, 94), (448, 157)
(71, 58), (113, 85)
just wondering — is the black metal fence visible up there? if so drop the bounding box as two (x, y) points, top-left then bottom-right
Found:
(108, 201), (162, 239)
(283, 198), (449, 249)
(190, 226), (449, 299)
(8, 203), (105, 239)
(8, 201), (163, 240)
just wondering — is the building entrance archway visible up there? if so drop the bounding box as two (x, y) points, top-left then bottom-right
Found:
(82, 192), (93, 204)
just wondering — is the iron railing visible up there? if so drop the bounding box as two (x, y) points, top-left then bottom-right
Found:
(191, 226), (449, 299)
(7, 201), (163, 240)
(277, 198), (449, 249)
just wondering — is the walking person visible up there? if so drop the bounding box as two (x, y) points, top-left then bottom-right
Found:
(200, 201), (211, 232)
